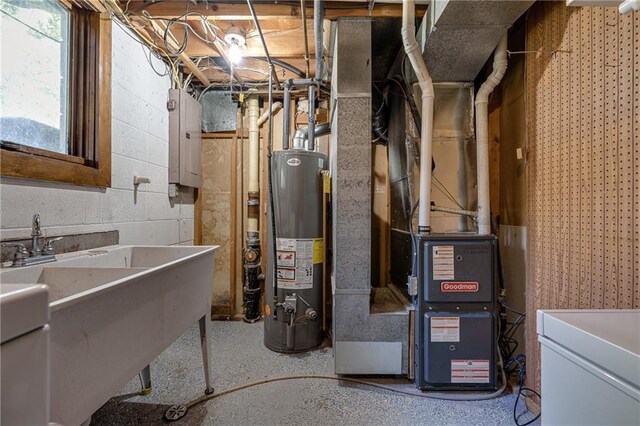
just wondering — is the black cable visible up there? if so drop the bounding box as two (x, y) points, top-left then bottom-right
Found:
(266, 69), (279, 317)
(514, 387), (541, 426)
(252, 57), (305, 78)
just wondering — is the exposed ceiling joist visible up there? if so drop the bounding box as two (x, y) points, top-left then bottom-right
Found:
(123, 1), (427, 20)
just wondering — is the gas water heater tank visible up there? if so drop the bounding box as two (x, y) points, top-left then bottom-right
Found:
(264, 150), (327, 353)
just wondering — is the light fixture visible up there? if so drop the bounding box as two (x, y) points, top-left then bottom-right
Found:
(224, 27), (246, 65)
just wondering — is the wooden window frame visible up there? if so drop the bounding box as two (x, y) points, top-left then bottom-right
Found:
(0, 6), (111, 188)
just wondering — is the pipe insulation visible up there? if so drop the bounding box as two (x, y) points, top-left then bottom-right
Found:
(402, 0), (435, 234)
(314, 0), (324, 81)
(475, 34), (508, 235)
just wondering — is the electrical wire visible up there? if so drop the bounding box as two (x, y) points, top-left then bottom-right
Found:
(104, 0), (182, 88)
(165, 367), (509, 422)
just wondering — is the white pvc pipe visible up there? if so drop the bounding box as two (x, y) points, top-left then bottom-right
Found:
(247, 94), (260, 233)
(257, 102), (282, 127)
(402, 0), (434, 234)
(619, 0), (640, 14)
(475, 34), (508, 235)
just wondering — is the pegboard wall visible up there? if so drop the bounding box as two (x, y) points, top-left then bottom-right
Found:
(525, 2), (639, 401)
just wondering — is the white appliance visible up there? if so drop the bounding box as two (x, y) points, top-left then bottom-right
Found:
(1, 283), (50, 426)
(537, 309), (640, 425)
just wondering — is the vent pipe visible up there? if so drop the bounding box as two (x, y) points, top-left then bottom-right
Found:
(244, 93), (262, 322)
(402, 0), (434, 234)
(475, 34), (508, 235)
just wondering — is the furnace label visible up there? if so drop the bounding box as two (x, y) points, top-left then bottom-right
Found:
(450, 360), (490, 383)
(441, 281), (479, 292)
(432, 246), (455, 280)
(430, 317), (460, 342)
(276, 238), (314, 289)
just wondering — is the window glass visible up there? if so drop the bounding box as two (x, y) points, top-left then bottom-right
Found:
(0, 0), (70, 154)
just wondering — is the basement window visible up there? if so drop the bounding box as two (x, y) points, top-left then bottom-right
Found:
(0, 0), (112, 187)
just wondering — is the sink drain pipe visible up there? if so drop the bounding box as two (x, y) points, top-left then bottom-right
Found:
(243, 96), (283, 323)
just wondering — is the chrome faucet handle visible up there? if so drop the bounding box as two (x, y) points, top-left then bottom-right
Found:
(43, 236), (63, 256)
(32, 214), (41, 236)
(2, 242), (29, 267)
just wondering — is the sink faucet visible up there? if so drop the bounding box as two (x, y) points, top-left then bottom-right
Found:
(31, 214), (43, 256)
(1, 214), (63, 267)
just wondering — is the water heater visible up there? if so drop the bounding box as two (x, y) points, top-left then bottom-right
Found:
(264, 150), (327, 352)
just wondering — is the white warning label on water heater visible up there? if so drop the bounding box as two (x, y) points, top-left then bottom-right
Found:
(451, 360), (490, 383)
(430, 317), (460, 342)
(432, 246), (454, 280)
(276, 238), (314, 290)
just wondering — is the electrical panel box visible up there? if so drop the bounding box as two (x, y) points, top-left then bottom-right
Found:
(414, 234), (498, 391)
(168, 89), (202, 188)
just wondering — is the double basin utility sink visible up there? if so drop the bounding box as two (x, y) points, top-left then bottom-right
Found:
(0, 244), (218, 426)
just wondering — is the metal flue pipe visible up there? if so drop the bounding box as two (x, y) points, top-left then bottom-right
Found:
(401, 0), (434, 234)
(282, 79), (315, 150)
(475, 34), (508, 235)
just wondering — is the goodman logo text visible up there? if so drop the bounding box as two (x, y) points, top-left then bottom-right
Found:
(441, 281), (479, 292)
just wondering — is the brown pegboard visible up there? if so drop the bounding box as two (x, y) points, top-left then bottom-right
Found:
(569, 6), (582, 310)
(525, 3), (639, 398)
(619, 11), (635, 309)
(579, 7), (593, 309)
(604, 7), (619, 309)
(635, 11), (640, 309)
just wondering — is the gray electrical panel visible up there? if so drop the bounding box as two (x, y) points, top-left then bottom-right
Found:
(168, 89), (201, 188)
(415, 234), (498, 390)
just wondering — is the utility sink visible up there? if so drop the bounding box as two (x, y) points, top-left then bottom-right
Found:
(0, 283), (50, 425)
(0, 244), (218, 425)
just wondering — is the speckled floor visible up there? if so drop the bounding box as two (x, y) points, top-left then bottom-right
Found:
(91, 321), (539, 425)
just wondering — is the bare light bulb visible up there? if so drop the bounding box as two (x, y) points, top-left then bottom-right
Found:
(228, 43), (243, 65)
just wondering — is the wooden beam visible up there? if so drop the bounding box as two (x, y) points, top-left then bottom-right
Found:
(125, 1), (427, 20)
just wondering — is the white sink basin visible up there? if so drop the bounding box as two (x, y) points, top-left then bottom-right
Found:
(0, 283), (50, 425)
(0, 244), (218, 425)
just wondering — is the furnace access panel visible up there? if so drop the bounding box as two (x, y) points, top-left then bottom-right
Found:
(414, 234), (498, 391)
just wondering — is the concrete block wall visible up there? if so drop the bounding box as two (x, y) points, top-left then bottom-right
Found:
(0, 24), (194, 246)
(331, 19), (409, 375)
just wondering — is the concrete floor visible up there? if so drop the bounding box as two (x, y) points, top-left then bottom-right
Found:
(92, 321), (539, 425)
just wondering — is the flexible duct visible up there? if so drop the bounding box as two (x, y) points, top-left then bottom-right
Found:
(402, 0), (434, 234)
(475, 34), (507, 235)
(372, 84), (388, 144)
